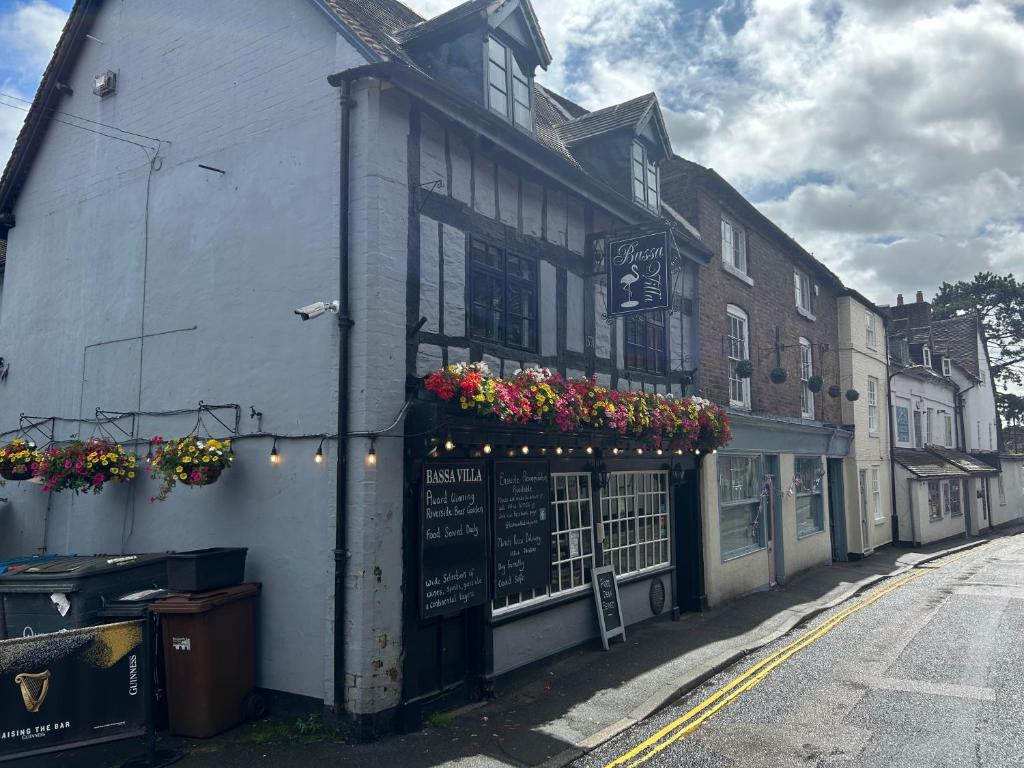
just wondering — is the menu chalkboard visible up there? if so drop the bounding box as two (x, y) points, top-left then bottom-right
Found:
(493, 460), (551, 601)
(421, 461), (488, 618)
(591, 566), (625, 650)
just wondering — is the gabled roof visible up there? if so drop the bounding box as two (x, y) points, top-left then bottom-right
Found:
(930, 315), (982, 379)
(893, 448), (969, 478)
(555, 93), (672, 160)
(396, 0), (552, 68)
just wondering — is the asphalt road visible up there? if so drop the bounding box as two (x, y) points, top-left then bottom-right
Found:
(575, 534), (1024, 768)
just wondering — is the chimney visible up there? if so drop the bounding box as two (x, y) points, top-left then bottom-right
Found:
(896, 294), (904, 306)
(916, 291), (924, 303)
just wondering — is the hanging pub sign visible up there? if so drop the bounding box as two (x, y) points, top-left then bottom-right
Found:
(493, 460), (551, 602)
(0, 620), (148, 763)
(421, 460), (488, 618)
(606, 230), (670, 317)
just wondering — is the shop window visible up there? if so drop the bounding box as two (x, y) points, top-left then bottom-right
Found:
(624, 311), (666, 374)
(493, 472), (594, 613)
(469, 239), (537, 352)
(718, 454), (765, 560)
(799, 337), (814, 419)
(794, 457), (824, 536)
(867, 377), (879, 433)
(599, 471), (670, 576)
(927, 481), (942, 521)
(727, 305), (750, 408)
(948, 479), (962, 517)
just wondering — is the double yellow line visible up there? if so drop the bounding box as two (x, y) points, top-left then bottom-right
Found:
(602, 543), (991, 768)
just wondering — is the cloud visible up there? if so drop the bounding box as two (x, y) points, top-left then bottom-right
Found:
(0, 1), (67, 174)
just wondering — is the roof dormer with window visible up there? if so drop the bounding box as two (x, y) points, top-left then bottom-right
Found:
(397, 0), (550, 134)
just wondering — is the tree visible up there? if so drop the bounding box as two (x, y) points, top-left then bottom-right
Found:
(932, 272), (1024, 389)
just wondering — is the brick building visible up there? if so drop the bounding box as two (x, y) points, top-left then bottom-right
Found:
(662, 158), (853, 605)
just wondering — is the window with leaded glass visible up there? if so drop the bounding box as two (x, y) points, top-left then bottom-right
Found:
(600, 471), (671, 576)
(718, 454), (765, 559)
(469, 239), (537, 352)
(624, 312), (666, 374)
(794, 456), (824, 536)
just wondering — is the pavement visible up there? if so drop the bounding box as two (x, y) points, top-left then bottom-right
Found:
(574, 528), (1024, 768)
(14, 526), (1022, 768)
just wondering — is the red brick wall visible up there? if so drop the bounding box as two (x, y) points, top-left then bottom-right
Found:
(670, 170), (843, 424)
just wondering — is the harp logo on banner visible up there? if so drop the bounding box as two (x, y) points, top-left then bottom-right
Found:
(13, 672), (49, 713)
(606, 230), (670, 317)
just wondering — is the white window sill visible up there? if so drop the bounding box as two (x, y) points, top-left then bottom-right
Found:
(874, 517), (887, 526)
(868, 431), (880, 438)
(721, 543), (766, 564)
(928, 516), (944, 524)
(801, 412), (814, 420)
(730, 401), (751, 411)
(796, 306), (816, 322)
(797, 527), (826, 540)
(722, 262), (754, 286)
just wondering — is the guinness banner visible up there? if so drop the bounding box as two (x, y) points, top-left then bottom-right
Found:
(606, 230), (670, 317)
(0, 620), (147, 762)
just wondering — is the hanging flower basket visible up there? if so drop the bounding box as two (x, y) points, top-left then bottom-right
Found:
(36, 440), (137, 495)
(846, 389), (861, 402)
(828, 385), (842, 398)
(0, 439), (42, 482)
(769, 367), (788, 384)
(807, 375), (824, 393)
(149, 436), (234, 502)
(423, 363), (732, 453)
(735, 360), (754, 379)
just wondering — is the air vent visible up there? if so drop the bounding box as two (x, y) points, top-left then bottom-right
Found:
(93, 70), (116, 97)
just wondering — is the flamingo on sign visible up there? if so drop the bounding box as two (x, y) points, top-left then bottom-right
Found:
(620, 264), (640, 308)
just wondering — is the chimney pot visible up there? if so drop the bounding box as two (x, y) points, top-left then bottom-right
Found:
(897, 294), (904, 306)
(916, 291), (924, 303)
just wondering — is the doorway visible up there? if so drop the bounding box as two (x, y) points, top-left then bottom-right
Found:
(675, 469), (706, 613)
(764, 455), (783, 586)
(827, 458), (847, 561)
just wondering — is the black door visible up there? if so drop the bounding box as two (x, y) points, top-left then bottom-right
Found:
(399, 456), (486, 731)
(675, 469), (706, 613)
(826, 458), (846, 561)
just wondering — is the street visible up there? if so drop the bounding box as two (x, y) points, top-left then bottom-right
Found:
(576, 534), (1024, 768)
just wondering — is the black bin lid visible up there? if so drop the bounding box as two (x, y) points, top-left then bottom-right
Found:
(0, 554), (167, 581)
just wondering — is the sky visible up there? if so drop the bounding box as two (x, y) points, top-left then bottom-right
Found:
(1, 0), (1023, 308)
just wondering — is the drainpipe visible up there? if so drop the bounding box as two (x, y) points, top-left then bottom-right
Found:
(885, 326), (901, 543)
(329, 75), (355, 717)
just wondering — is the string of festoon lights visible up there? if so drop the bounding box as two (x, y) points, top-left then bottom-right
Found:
(436, 434), (718, 460)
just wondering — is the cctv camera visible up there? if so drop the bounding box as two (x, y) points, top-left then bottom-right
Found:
(294, 300), (340, 321)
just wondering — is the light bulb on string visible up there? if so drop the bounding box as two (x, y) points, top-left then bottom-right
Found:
(483, 444), (492, 455)
(555, 446), (564, 456)
(521, 445), (530, 455)
(636, 447), (644, 455)
(656, 448), (663, 456)
(585, 446), (594, 455)
(612, 447), (620, 456)
(443, 436), (455, 451)
(365, 438), (377, 468)
(269, 439), (281, 465)
(314, 438), (326, 465)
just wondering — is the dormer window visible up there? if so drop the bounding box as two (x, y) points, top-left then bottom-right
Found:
(922, 346), (932, 369)
(941, 357), (951, 377)
(487, 37), (532, 131)
(632, 141), (659, 212)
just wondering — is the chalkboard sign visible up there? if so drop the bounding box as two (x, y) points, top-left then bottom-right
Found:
(421, 461), (488, 618)
(606, 230), (670, 317)
(591, 566), (625, 650)
(493, 460), (551, 601)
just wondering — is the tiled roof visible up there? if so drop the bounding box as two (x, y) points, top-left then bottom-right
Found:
(394, 0), (489, 43)
(893, 448), (969, 478)
(930, 315), (981, 379)
(926, 446), (999, 475)
(555, 93), (658, 145)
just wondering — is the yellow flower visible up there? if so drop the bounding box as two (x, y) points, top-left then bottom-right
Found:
(182, 456), (191, 464)
(202, 456), (210, 463)
(176, 466), (184, 473)
(128, 472), (135, 479)
(179, 473), (187, 480)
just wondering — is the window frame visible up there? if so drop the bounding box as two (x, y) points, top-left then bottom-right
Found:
(631, 140), (659, 213)
(485, 36), (533, 132)
(727, 305), (751, 409)
(944, 413), (954, 448)
(865, 312), (877, 349)
(599, 470), (672, 578)
(721, 215), (747, 275)
(895, 399), (911, 445)
(795, 456), (825, 537)
(492, 471), (595, 614)
(468, 238), (539, 353)
(927, 480), (942, 521)
(941, 357), (952, 377)
(794, 270), (812, 314)
(922, 346), (932, 369)
(624, 311), (667, 375)
(871, 467), (883, 522)
(799, 337), (814, 419)
(867, 377), (879, 434)
(717, 453), (767, 561)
